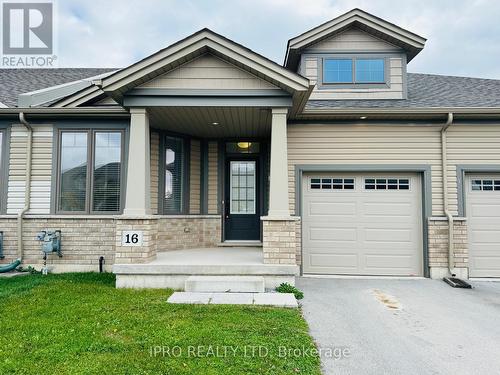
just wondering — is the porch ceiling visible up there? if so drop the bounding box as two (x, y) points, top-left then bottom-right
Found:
(148, 106), (271, 138)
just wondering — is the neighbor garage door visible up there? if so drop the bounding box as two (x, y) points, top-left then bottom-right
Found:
(302, 173), (423, 276)
(466, 175), (500, 278)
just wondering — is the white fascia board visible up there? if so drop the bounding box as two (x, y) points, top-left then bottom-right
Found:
(17, 70), (118, 108)
(0, 101), (7, 108)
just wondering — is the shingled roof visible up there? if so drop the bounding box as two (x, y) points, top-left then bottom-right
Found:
(306, 73), (500, 110)
(0, 68), (117, 107)
(1, 69), (500, 110)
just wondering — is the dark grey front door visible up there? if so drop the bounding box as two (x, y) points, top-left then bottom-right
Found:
(224, 158), (260, 240)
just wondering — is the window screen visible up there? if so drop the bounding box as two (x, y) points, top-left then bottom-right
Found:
(164, 136), (184, 213)
(92, 132), (122, 212)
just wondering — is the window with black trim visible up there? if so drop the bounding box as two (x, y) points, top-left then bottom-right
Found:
(163, 136), (185, 214)
(471, 179), (500, 191)
(311, 178), (354, 190)
(57, 130), (124, 213)
(365, 178), (410, 190)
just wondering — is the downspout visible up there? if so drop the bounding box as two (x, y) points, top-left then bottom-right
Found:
(441, 112), (454, 275)
(17, 112), (33, 262)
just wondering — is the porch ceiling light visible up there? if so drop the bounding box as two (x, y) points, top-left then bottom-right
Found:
(211, 122), (220, 126)
(237, 142), (251, 149)
(360, 116), (367, 120)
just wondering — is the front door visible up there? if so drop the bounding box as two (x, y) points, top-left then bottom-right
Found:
(225, 159), (260, 240)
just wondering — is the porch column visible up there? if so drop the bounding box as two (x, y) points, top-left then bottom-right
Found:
(123, 108), (151, 215)
(268, 108), (290, 217)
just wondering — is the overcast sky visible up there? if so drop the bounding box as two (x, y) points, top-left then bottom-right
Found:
(56, 0), (500, 79)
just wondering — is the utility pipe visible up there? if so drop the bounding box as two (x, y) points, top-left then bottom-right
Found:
(441, 112), (455, 275)
(17, 112), (33, 263)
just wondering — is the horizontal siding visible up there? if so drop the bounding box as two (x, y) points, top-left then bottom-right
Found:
(7, 124), (53, 214)
(150, 131), (159, 214)
(189, 139), (201, 214)
(304, 28), (401, 52)
(302, 28), (405, 100)
(447, 124), (500, 215)
(207, 141), (218, 214)
(287, 124), (445, 216)
(138, 54), (277, 90)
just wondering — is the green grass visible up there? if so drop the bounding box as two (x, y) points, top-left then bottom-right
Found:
(0, 273), (321, 375)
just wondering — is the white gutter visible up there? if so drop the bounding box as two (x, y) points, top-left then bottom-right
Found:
(17, 112), (33, 262)
(441, 112), (455, 275)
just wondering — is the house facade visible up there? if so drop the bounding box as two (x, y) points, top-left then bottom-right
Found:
(1, 9), (500, 286)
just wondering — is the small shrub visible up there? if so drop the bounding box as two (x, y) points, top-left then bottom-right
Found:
(276, 283), (304, 300)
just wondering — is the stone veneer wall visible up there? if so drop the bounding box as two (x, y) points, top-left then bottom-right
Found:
(428, 218), (468, 271)
(0, 215), (222, 271)
(262, 218), (300, 265)
(157, 216), (221, 250)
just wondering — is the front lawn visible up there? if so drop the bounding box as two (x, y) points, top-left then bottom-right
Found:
(0, 273), (320, 374)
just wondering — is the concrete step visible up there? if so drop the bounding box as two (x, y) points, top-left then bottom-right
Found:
(217, 241), (262, 247)
(184, 275), (265, 293)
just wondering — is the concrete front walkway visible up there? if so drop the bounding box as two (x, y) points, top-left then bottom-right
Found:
(297, 277), (500, 375)
(167, 292), (298, 307)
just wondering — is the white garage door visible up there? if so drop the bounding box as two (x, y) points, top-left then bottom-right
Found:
(302, 173), (423, 276)
(466, 175), (500, 278)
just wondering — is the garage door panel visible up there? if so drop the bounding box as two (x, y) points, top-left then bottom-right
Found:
(466, 175), (500, 278)
(365, 228), (413, 242)
(308, 201), (357, 216)
(309, 227), (357, 242)
(303, 173), (423, 276)
(365, 254), (415, 270)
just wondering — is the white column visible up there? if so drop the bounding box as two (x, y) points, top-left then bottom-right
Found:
(268, 108), (290, 217)
(123, 108), (151, 216)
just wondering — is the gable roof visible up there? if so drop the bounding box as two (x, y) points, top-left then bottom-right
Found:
(54, 28), (312, 109)
(285, 8), (426, 70)
(0, 68), (116, 107)
(304, 73), (500, 112)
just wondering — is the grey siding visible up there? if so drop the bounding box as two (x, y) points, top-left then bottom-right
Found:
(137, 54), (278, 90)
(150, 131), (160, 214)
(189, 139), (201, 214)
(207, 141), (218, 214)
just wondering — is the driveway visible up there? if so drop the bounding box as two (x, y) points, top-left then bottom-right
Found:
(297, 277), (500, 375)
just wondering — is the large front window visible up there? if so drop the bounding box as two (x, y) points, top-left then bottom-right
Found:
(163, 136), (184, 214)
(57, 130), (123, 213)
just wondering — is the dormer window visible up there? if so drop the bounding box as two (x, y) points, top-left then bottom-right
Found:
(322, 57), (385, 85)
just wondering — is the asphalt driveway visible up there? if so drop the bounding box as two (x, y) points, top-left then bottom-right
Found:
(297, 277), (500, 375)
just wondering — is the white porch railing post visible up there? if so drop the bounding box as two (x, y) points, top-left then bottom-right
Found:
(123, 108), (151, 216)
(268, 108), (290, 217)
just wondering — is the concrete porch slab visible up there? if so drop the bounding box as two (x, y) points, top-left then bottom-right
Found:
(113, 247), (299, 289)
(167, 292), (298, 307)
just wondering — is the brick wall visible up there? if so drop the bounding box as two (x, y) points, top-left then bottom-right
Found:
(262, 218), (300, 265)
(157, 216), (221, 250)
(0, 217), (116, 270)
(115, 218), (158, 264)
(428, 218), (468, 268)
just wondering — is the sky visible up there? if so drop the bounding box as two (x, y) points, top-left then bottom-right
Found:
(54, 0), (500, 79)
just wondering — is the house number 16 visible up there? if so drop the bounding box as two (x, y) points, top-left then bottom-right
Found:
(121, 231), (143, 246)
